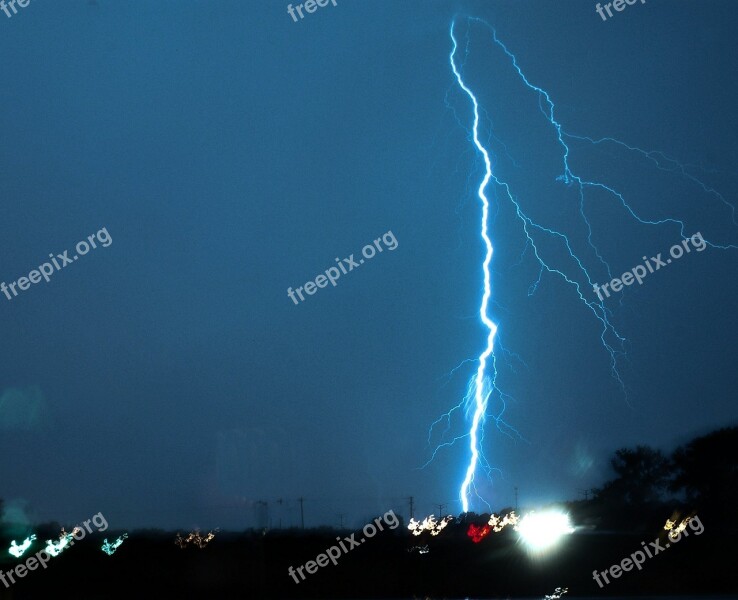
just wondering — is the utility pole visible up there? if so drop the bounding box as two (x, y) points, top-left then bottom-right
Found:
(408, 496), (414, 520)
(277, 498), (283, 529)
(578, 488), (594, 501)
(436, 503), (447, 518)
(256, 500), (269, 530)
(298, 497), (305, 529)
(514, 487), (519, 512)
(338, 513), (345, 529)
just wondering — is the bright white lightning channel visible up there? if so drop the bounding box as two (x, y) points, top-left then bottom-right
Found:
(441, 14), (738, 516)
(449, 20), (497, 513)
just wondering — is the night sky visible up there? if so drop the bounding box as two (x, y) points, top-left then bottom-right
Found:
(0, 0), (736, 531)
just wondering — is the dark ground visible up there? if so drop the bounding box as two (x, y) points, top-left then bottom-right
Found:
(0, 512), (734, 599)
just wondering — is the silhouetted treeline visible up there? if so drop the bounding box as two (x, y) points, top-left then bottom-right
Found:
(0, 426), (735, 598)
(573, 426), (738, 532)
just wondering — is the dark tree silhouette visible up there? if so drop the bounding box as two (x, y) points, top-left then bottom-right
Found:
(594, 445), (670, 507)
(670, 426), (738, 525)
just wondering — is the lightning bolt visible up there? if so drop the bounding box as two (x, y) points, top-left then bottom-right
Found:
(429, 16), (738, 515)
(448, 21), (498, 514)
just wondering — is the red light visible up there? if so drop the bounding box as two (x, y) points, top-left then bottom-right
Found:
(467, 523), (491, 543)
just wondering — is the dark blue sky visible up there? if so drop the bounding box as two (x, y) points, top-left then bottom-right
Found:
(0, 0), (736, 530)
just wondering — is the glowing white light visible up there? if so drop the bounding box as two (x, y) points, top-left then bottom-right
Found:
(44, 528), (80, 557)
(664, 516), (693, 540)
(175, 530), (217, 549)
(517, 511), (573, 551)
(488, 511), (519, 532)
(407, 515), (453, 537)
(101, 533), (128, 556)
(9, 535), (36, 558)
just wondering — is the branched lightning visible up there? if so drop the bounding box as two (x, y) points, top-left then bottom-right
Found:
(427, 16), (738, 515)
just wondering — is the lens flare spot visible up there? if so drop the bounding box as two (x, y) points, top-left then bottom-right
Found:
(517, 511), (573, 551)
